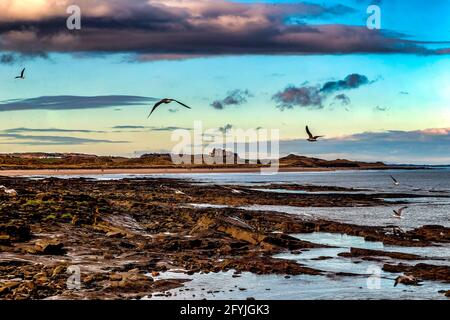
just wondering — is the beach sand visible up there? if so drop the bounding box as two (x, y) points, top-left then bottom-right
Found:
(0, 167), (337, 176)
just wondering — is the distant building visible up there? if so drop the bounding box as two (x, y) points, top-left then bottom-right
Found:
(209, 148), (240, 163)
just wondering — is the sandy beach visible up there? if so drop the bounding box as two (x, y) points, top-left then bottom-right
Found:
(0, 166), (411, 177)
(0, 167), (339, 176)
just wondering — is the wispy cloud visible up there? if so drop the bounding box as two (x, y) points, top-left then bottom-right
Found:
(218, 124), (233, 134)
(0, 95), (156, 112)
(111, 125), (190, 132)
(0, 52), (48, 65)
(0, 133), (127, 146)
(374, 105), (389, 112)
(332, 94), (351, 106)
(211, 90), (252, 110)
(3, 127), (105, 133)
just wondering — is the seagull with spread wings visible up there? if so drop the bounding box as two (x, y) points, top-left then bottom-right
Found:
(392, 206), (408, 219)
(15, 68), (25, 79)
(306, 126), (324, 142)
(394, 275), (418, 287)
(390, 175), (400, 186)
(147, 98), (191, 118)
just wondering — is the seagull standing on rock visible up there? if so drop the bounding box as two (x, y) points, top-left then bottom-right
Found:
(148, 98), (191, 118)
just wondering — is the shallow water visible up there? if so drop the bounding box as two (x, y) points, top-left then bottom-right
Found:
(146, 232), (449, 300)
(189, 203), (450, 229)
(146, 270), (447, 300)
(28, 169), (450, 229)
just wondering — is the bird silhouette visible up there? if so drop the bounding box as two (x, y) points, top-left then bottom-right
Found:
(15, 68), (25, 79)
(392, 206), (408, 219)
(390, 175), (400, 186)
(306, 126), (323, 142)
(394, 275), (418, 287)
(148, 98), (191, 118)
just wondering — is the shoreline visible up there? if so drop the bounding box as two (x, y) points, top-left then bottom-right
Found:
(0, 166), (424, 176)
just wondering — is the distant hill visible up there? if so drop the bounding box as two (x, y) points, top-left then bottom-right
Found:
(278, 154), (387, 168)
(0, 152), (407, 170)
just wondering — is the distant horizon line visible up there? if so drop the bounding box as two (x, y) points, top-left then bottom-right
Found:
(1, 151), (449, 167)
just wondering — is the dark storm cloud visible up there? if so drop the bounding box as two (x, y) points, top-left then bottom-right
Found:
(272, 74), (372, 110)
(0, 0), (447, 59)
(211, 90), (252, 110)
(0, 95), (156, 112)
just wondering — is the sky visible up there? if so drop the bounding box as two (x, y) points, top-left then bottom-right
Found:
(0, 0), (450, 164)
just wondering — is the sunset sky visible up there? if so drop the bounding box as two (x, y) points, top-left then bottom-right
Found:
(0, 0), (450, 164)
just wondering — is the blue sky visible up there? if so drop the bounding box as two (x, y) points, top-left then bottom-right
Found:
(0, 0), (449, 164)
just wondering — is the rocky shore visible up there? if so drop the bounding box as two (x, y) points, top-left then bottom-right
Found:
(0, 176), (449, 299)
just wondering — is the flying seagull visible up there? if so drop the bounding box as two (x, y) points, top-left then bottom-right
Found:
(148, 98), (191, 118)
(390, 175), (400, 186)
(392, 206), (408, 219)
(306, 126), (323, 142)
(15, 68), (25, 80)
(394, 275), (418, 287)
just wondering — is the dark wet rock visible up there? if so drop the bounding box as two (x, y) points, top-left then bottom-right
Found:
(0, 281), (21, 295)
(32, 239), (67, 255)
(311, 256), (333, 261)
(406, 225), (450, 243)
(106, 231), (126, 238)
(338, 248), (423, 261)
(383, 263), (450, 283)
(0, 223), (31, 243)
